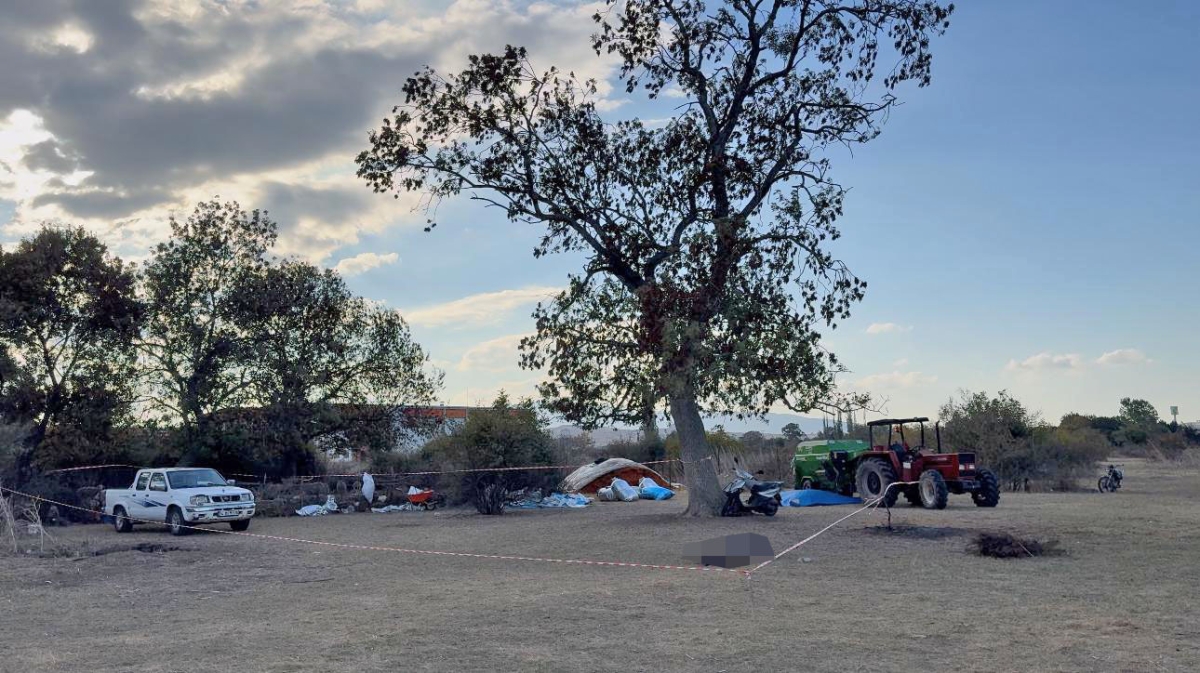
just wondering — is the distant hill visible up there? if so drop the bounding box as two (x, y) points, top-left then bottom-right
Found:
(548, 413), (828, 446)
(707, 413), (826, 437)
(547, 425), (644, 446)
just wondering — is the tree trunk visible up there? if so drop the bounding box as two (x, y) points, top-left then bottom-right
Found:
(670, 393), (725, 516)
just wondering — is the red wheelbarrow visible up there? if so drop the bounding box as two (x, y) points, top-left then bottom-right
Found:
(407, 489), (444, 510)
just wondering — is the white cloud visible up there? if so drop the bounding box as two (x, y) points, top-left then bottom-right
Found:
(854, 371), (938, 389)
(456, 333), (532, 372)
(892, 358), (909, 367)
(866, 322), (913, 335)
(0, 0), (620, 261)
(1096, 348), (1152, 366)
(403, 286), (561, 328)
(1005, 352), (1083, 372)
(334, 251), (399, 276)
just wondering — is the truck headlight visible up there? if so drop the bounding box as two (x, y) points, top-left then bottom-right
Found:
(190, 495), (210, 506)
(241, 493), (254, 502)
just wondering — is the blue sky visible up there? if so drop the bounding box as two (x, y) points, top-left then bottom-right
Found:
(1, 1), (1196, 427)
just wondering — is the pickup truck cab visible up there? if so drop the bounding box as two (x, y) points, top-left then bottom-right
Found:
(104, 468), (255, 535)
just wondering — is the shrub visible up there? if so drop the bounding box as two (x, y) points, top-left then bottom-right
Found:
(942, 392), (1112, 489)
(426, 394), (557, 515)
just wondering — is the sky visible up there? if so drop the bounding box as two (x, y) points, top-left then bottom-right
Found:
(0, 0), (1196, 430)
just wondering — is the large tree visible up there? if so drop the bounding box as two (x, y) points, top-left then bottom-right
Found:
(139, 200), (275, 462)
(358, 0), (953, 513)
(0, 226), (142, 482)
(231, 260), (441, 473)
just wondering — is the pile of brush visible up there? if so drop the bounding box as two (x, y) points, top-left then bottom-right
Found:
(973, 531), (1059, 559)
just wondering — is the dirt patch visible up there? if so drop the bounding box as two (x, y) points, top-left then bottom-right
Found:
(862, 523), (968, 539)
(86, 542), (187, 557)
(972, 531), (1062, 559)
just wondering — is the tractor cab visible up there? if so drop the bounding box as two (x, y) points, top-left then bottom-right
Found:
(868, 416), (932, 459)
(852, 416), (1001, 510)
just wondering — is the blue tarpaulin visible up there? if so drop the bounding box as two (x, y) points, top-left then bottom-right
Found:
(779, 489), (863, 507)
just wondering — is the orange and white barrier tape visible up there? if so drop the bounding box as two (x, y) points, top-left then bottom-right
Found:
(0, 485), (744, 576)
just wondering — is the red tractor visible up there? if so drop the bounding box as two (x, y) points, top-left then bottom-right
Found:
(855, 417), (1000, 509)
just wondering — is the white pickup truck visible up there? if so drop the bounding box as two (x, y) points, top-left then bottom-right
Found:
(104, 468), (255, 535)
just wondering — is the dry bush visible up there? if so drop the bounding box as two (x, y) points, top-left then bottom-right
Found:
(1175, 449), (1200, 467)
(734, 445), (795, 483)
(0, 488), (17, 555)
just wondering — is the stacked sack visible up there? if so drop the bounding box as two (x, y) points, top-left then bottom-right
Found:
(596, 476), (675, 501)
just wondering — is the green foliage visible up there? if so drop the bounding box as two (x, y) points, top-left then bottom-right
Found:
(941, 391), (1105, 487)
(0, 226), (142, 483)
(1119, 398), (1160, 441)
(780, 422), (807, 443)
(139, 200), (275, 457)
(740, 431), (766, 451)
(426, 394), (556, 514)
(602, 435), (664, 466)
(138, 201), (439, 478)
(230, 259), (440, 473)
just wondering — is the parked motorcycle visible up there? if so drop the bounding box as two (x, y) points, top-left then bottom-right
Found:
(721, 464), (782, 517)
(1097, 464), (1124, 493)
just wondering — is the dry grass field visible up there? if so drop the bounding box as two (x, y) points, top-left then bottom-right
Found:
(2, 458), (1198, 672)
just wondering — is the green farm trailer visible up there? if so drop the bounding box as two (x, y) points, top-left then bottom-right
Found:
(792, 439), (871, 495)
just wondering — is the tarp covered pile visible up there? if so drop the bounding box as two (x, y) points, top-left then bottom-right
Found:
(296, 495), (341, 516)
(508, 492), (592, 509)
(560, 458), (672, 494)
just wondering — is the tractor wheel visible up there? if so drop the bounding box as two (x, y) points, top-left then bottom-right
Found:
(918, 470), (949, 510)
(972, 468), (1001, 507)
(903, 487), (922, 507)
(855, 459), (899, 507)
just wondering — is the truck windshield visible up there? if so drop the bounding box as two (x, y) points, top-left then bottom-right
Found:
(167, 469), (228, 489)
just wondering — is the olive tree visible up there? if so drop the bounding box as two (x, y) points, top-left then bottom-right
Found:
(358, 0), (953, 514)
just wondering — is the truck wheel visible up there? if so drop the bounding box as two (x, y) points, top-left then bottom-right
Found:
(919, 470), (949, 510)
(167, 507), (190, 536)
(112, 507), (133, 533)
(229, 519), (250, 532)
(903, 487), (922, 507)
(972, 468), (1001, 507)
(855, 458), (899, 507)
(799, 478), (814, 490)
